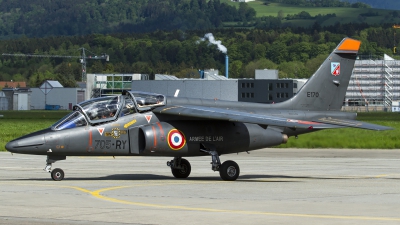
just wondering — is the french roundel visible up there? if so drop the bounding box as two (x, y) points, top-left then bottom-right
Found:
(167, 129), (186, 150)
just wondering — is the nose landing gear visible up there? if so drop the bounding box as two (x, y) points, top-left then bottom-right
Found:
(44, 155), (66, 181)
(51, 168), (65, 181)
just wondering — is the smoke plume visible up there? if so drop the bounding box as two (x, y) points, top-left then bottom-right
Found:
(200, 33), (227, 54)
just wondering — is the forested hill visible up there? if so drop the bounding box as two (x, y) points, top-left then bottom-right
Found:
(0, 0), (256, 39)
(341, 0), (400, 10)
(0, 27), (397, 87)
(0, 0), (399, 39)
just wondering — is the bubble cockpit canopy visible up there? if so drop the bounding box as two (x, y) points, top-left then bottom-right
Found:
(51, 91), (166, 130)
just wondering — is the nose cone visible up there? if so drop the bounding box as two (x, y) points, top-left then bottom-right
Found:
(5, 128), (49, 154)
(5, 140), (18, 153)
(5, 135), (45, 154)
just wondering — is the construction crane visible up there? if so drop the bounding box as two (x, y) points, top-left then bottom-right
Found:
(392, 25), (400, 54)
(2, 48), (109, 82)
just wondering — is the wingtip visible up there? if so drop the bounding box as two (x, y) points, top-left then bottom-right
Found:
(371, 125), (393, 131)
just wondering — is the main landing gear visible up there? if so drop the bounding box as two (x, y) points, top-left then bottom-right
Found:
(167, 157), (191, 178)
(201, 148), (240, 181)
(167, 149), (240, 181)
(44, 155), (66, 181)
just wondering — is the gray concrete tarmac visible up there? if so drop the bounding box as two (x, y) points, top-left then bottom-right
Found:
(1, 149), (400, 225)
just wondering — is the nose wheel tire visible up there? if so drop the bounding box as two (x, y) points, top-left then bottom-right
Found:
(51, 168), (65, 181)
(171, 158), (191, 179)
(219, 160), (240, 181)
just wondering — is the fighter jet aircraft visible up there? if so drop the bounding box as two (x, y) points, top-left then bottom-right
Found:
(5, 38), (391, 181)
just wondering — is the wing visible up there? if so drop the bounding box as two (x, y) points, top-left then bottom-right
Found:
(153, 105), (341, 130)
(153, 105), (392, 131)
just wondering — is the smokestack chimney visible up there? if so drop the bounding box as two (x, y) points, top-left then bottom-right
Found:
(225, 55), (229, 78)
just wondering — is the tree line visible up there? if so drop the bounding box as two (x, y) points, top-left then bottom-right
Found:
(343, 0), (400, 10)
(0, 0), (255, 38)
(0, 25), (398, 88)
(268, 0), (370, 8)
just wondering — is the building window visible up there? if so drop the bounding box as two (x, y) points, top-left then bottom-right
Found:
(269, 83), (273, 91)
(241, 83), (245, 88)
(276, 83), (280, 88)
(242, 93), (245, 98)
(251, 93), (254, 98)
(285, 93), (289, 98)
(251, 83), (254, 88)
(281, 93), (284, 98)
(247, 93), (250, 98)
(294, 83), (297, 88)
(285, 83), (289, 88)
(269, 94), (273, 100)
(276, 93), (280, 98)
(281, 83), (284, 88)
(247, 83), (250, 88)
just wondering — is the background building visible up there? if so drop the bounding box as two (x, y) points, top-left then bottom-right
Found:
(131, 73), (306, 103)
(0, 81), (26, 89)
(255, 69), (279, 80)
(0, 88), (31, 110)
(87, 73), (148, 99)
(0, 91), (7, 110)
(28, 80), (85, 110)
(132, 80), (238, 101)
(344, 54), (400, 111)
(238, 79), (298, 104)
(30, 87), (85, 110)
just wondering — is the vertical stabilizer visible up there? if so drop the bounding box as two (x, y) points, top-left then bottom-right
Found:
(278, 38), (361, 111)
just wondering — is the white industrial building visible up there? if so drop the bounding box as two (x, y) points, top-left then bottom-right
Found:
(0, 88), (31, 110)
(0, 91), (8, 110)
(344, 54), (400, 111)
(86, 73), (148, 99)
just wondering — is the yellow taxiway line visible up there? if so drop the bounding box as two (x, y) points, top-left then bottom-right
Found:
(63, 184), (400, 222)
(3, 181), (400, 222)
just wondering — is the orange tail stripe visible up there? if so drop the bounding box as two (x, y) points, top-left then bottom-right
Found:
(337, 39), (361, 51)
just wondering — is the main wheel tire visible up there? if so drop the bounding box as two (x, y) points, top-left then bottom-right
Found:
(219, 160), (240, 181)
(171, 158), (191, 179)
(51, 168), (64, 181)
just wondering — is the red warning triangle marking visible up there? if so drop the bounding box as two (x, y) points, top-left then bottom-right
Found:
(97, 128), (105, 136)
(145, 115), (152, 123)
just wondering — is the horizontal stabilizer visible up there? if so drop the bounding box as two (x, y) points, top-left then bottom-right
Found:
(315, 117), (392, 131)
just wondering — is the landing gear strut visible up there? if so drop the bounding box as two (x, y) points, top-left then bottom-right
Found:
(201, 147), (240, 181)
(167, 157), (191, 178)
(44, 155), (66, 181)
